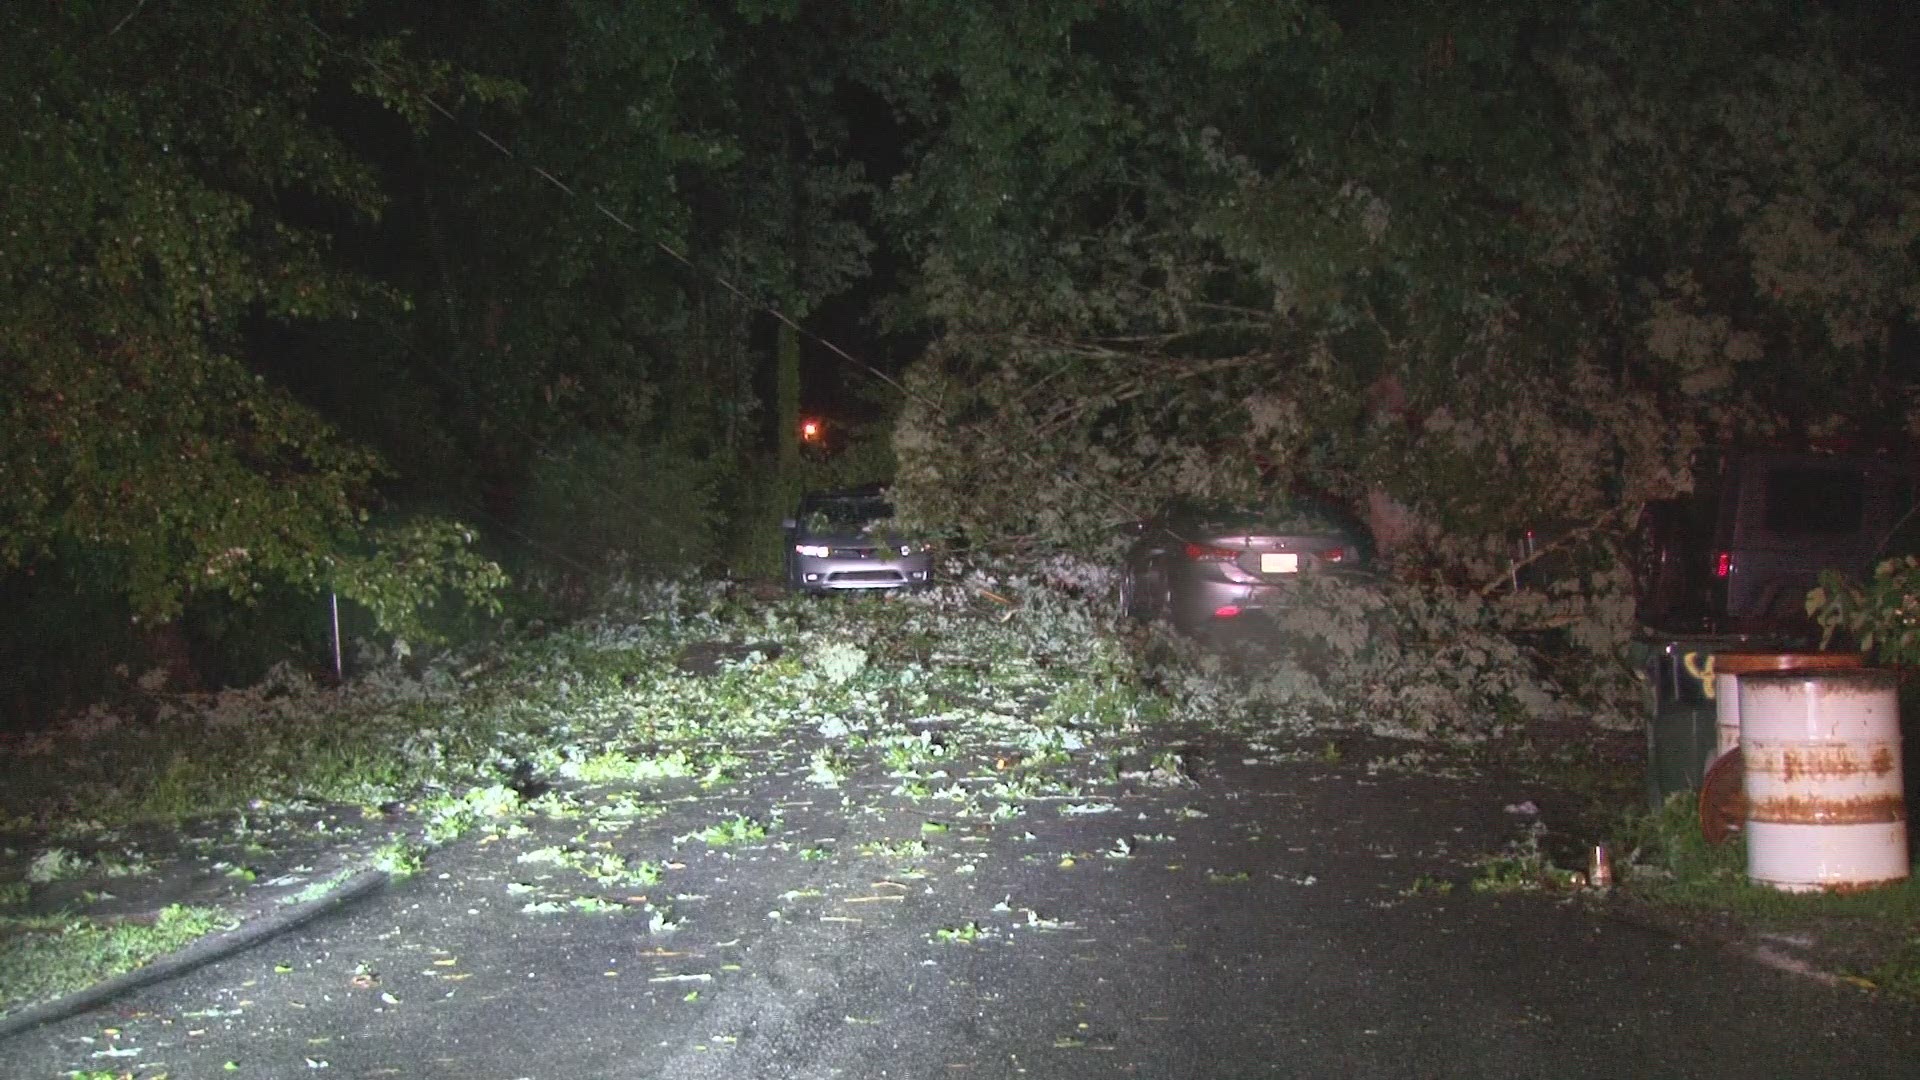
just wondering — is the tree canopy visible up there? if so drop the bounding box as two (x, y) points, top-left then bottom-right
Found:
(0, 1), (871, 635)
(0, 1), (516, 630)
(880, 0), (1920, 579)
(3, 0), (1916, 662)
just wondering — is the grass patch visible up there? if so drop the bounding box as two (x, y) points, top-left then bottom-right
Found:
(1621, 795), (1920, 921)
(1865, 936), (1920, 998)
(1619, 793), (1913, 909)
(1616, 792), (1748, 901)
(1619, 791), (1920, 997)
(0, 904), (234, 1015)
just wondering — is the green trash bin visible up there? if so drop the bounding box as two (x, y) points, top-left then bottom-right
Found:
(1634, 637), (1728, 807)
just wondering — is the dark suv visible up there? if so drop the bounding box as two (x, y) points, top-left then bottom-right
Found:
(1633, 450), (1916, 637)
(782, 486), (933, 593)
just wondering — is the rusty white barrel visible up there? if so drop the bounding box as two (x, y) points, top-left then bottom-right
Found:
(1739, 669), (1907, 893)
(1712, 652), (1862, 759)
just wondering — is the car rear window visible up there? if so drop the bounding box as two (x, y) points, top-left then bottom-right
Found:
(1762, 467), (1864, 535)
(1189, 500), (1349, 535)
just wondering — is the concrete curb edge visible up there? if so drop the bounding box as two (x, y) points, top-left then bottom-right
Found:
(0, 867), (390, 1042)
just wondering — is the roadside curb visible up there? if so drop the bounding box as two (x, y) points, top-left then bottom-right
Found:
(0, 867), (390, 1042)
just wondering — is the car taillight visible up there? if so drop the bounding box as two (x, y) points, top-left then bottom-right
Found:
(1213, 605), (1242, 619)
(1714, 551), (1731, 578)
(1184, 543), (1239, 561)
(1321, 547), (1345, 563)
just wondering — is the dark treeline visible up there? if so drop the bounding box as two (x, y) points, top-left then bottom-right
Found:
(5, 1), (1918, 710)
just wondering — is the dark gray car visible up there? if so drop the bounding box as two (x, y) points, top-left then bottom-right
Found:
(1634, 450), (1917, 637)
(784, 487), (933, 593)
(1119, 496), (1374, 634)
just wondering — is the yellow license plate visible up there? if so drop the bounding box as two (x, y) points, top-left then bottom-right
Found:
(1260, 552), (1298, 574)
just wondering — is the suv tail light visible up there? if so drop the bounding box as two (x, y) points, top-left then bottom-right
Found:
(1321, 547), (1346, 563)
(1184, 543), (1240, 561)
(1714, 551), (1732, 578)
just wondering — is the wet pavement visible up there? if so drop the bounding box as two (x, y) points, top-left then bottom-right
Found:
(5, 737), (1918, 1079)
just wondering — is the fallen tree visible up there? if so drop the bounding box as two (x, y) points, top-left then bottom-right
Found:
(870, 0), (1920, 676)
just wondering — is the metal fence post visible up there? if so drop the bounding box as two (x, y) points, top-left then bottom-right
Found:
(330, 591), (344, 681)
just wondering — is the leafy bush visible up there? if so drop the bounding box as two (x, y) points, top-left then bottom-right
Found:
(1809, 559), (1920, 666)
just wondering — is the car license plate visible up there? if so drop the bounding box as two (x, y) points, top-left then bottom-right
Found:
(1260, 552), (1298, 574)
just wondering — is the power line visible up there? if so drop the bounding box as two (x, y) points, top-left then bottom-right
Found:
(310, 21), (1146, 528)
(404, 95), (925, 412)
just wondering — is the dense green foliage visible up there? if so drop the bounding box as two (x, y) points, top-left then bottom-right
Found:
(880, 0), (1920, 583)
(0, 1), (872, 679)
(3, 0), (1916, 694)
(1809, 559), (1920, 666)
(0, 1), (508, 635)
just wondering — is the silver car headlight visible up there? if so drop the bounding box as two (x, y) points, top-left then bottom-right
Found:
(795, 544), (831, 558)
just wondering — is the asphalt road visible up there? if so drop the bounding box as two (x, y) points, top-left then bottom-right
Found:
(7, 748), (1919, 1080)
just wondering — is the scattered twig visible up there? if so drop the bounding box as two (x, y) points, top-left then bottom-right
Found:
(107, 0), (150, 38)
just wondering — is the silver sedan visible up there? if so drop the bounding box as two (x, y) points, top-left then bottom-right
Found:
(1119, 497), (1374, 634)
